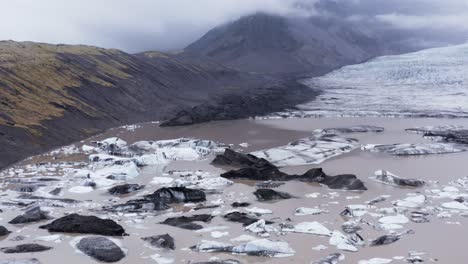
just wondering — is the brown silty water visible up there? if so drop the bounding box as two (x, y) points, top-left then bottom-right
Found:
(1, 117), (468, 263)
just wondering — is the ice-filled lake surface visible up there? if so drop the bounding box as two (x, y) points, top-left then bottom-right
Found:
(268, 43), (468, 119)
(1, 117), (468, 264)
(2, 44), (468, 264)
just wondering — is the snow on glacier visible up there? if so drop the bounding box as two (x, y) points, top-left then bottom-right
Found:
(276, 43), (468, 118)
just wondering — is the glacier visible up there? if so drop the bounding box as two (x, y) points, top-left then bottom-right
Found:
(267, 43), (468, 118)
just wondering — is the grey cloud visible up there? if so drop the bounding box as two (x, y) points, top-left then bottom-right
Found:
(0, 0), (466, 52)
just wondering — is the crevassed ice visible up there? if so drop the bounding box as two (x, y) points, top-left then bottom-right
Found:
(274, 43), (468, 118)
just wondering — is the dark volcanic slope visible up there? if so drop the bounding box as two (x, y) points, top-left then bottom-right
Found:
(0, 41), (308, 168)
(185, 13), (409, 76)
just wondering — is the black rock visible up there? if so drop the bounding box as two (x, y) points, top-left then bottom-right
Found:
(111, 199), (170, 212)
(253, 189), (293, 201)
(312, 253), (344, 264)
(142, 234), (175, 250)
(39, 214), (126, 236)
(48, 187), (62, 196)
(160, 214), (214, 230)
(255, 181), (285, 188)
(0, 226), (11, 236)
(111, 187), (205, 212)
(159, 81), (317, 127)
(212, 148), (264, 167)
(366, 196), (387, 205)
(370, 234), (400, 246)
(9, 206), (49, 224)
(323, 125), (384, 134)
(144, 187), (206, 203)
(194, 205), (220, 211)
(76, 236), (125, 263)
(411, 211), (431, 223)
(374, 170), (425, 188)
(108, 184), (144, 195)
(36, 177), (60, 182)
(301, 169), (367, 191)
(231, 202), (251, 208)
(216, 150), (367, 191)
(223, 212), (273, 226)
(14, 185), (39, 193)
(0, 244), (52, 253)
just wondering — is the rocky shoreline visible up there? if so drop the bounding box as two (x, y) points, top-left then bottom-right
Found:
(0, 79), (317, 170)
(160, 80), (318, 127)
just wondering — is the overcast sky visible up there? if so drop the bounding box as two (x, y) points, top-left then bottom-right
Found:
(0, 0), (467, 53)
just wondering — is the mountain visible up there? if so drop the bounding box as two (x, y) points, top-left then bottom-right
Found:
(0, 41), (311, 168)
(184, 13), (410, 76)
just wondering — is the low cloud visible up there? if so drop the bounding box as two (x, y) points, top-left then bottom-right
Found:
(376, 13), (468, 31)
(0, 0), (315, 52)
(0, 0), (466, 52)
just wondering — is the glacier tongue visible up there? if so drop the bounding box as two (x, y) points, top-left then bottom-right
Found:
(264, 43), (468, 119)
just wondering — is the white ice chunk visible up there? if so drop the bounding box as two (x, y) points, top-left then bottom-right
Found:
(358, 258), (393, 264)
(232, 239), (295, 258)
(245, 207), (273, 215)
(282, 221), (332, 236)
(251, 132), (358, 166)
(442, 201), (468, 210)
(379, 214), (409, 224)
(294, 207), (325, 216)
(329, 231), (358, 252)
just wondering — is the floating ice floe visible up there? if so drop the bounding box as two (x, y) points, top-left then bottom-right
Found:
(93, 162), (140, 182)
(231, 239), (295, 258)
(239, 143), (250, 148)
(150, 254), (174, 264)
(371, 170), (425, 187)
(245, 207), (272, 215)
(211, 231), (229, 238)
(34, 235), (62, 243)
(294, 207), (325, 216)
(362, 143), (467, 156)
(319, 125), (384, 134)
(130, 138), (226, 160)
(193, 239), (295, 258)
(0, 259), (42, 264)
(312, 253), (345, 264)
(281, 221), (331, 236)
(68, 186), (94, 194)
(358, 258), (393, 264)
(392, 195), (426, 208)
(329, 231), (358, 252)
(366, 196), (389, 205)
(245, 219), (275, 237)
(450, 176), (468, 189)
(171, 171), (233, 190)
(312, 245), (328, 251)
(406, 125), (468, 144)
(340, 205), (369, 218)
(151, 177), (174, 185)
(193, 240), (232, 253)
(251, 132), (358, 166)
(230, 235), (256, 242)
(379, 215), (409, 224)
(442, 201), (468, 210)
